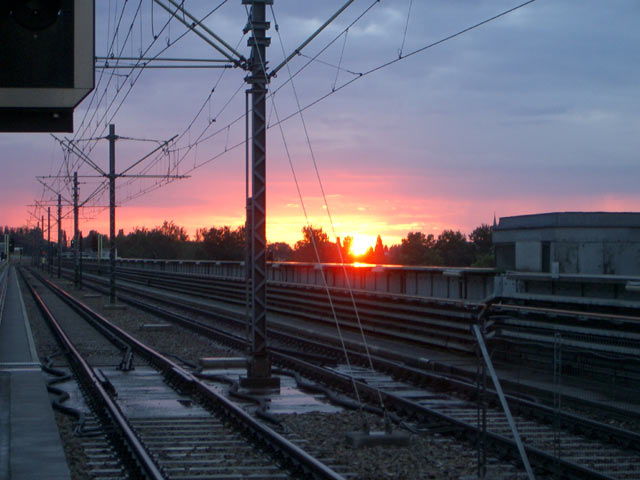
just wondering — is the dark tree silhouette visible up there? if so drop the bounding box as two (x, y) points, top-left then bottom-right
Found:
(82, 230), (102, 252)
(469, 224), (493, 255)
(394, 231), (439, 265)
(294, 226), (331, 262)
(372, 235), (385, 264)
(2, 217), (498, 267)
(469, 223), (494, 267)
(435, 229), (473, 266)
(197, 225), (245, 260)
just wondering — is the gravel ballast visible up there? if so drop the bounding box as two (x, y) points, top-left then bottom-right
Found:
(280, 411), (480, 479)
(20, 269), (532, 479)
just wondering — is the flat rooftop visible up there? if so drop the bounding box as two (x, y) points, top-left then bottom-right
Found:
(495, 212), (640, 230)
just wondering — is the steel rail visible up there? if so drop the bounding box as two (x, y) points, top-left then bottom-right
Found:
(65, 269), (640, 479)
(78, 263), (640, 371)
(79, 263), (482, 352)
(21, 270), (165, 480)
(273, 353), (617, 480)
(126, 275), (640, 442)
(75, 260), (476, 307)
(31, 269), (346, 480)
(62, 265), (640, 423)
(492, 302), (640, 325)
(0, 265), (9, 323)
(80, 260), (640, 326)
(92, 264), (640, 373)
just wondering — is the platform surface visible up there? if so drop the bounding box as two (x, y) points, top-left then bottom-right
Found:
(0, 265), (71, 480)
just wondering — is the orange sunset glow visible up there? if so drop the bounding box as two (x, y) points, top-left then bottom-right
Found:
(19, 172), (640, 250)
(349, 235), (377, 256)
(1, 2), (638, 258)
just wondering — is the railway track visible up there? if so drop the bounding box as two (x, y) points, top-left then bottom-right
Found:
(22, 268), (349, 480)
(79, 262), (640, 363)
(80, 262), (483, 353)
(489, 302), (640, 398)
(70, 265), (640, 422)
(52, 267), (640, 479)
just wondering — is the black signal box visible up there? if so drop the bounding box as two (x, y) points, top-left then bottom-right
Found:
(0, 1), (94, 132)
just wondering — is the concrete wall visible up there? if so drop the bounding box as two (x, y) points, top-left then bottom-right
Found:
(578, 242), (603, 274)
(554, 242), (578, 273)
(515, 241), (542, 272)
(551, 241), (640, 275)
(604, 242), (640, 275)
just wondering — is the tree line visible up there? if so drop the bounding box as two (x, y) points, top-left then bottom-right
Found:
(2, 221), (494, 267)
(1, 225), (61, 257)
(287, 224), (494, 267)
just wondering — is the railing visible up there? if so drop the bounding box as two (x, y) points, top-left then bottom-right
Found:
(111, 258), (496, 302)
(496, 271), (640, 305)
(70, 257), (640, 305)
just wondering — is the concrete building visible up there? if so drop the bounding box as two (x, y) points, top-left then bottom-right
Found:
(493, 212), (640, 275)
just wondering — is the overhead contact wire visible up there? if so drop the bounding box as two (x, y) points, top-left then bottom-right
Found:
(269, 0), (538, 132)
(251, 4), (370, 414)
(398, 0), (413, 58)
(271, 4), (387, 417)
(53, 2), (229, 209)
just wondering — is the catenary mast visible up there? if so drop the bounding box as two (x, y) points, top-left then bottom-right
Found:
(241, 0), (279, 389)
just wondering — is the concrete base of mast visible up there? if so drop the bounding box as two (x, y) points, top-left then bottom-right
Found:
(238, 352), (280, 392)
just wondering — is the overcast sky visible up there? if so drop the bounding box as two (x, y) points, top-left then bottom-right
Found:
(1, 0), (638, 251)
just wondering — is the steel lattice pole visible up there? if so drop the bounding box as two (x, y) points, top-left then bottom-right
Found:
(57, 194), (62, 278)
(73, 172), (79, 286)
(47, 207), (51, 274)
(108, 124), (117, 304)
(243, 0), (276, 385)
(40, 215), (44, 271)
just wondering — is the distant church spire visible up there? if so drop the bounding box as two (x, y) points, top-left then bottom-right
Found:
(493, 212), (497, 228)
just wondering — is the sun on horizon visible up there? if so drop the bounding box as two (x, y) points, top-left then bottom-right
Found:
(349, 234), (376, 257)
